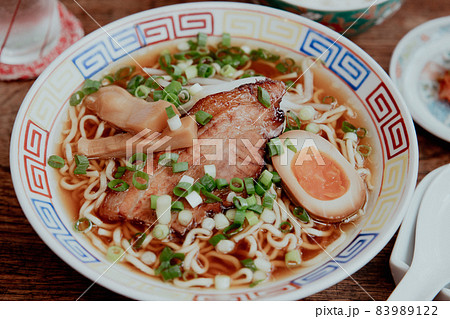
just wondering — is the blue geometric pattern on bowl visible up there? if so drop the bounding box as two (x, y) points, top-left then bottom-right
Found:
(72, 26), (142, 78)
(292, 233), (378, 286)
(32, 198), (99, 263)
(300, 29), (370, 90)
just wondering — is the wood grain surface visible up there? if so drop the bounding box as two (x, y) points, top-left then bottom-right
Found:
(1, 0), (449, 301)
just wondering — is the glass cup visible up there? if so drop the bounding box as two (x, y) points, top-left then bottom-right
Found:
(0, 0), (61, 65)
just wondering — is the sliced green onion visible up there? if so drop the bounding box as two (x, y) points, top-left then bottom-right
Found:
(356, 127), (368, 139)
(134, 85), (151, 99)
(222, 33), (231, 47)
(257, 86), (271, 108)
(81, 79), (101, 95)
(270, 138), (284, 156)
(220, 64), (236, 78)
(101, 74), (115, 86)
(131, 232), (146, 250)
(165, 80), (182, 95)
(192, 182), (205, 193)
(230, 177), (244, 192)
(114, 166), (126, 178)
(249, 280), (264, 288)
(276, 62), (288, 73)
(171, 201), (184, 211)
(198, 64), (215, 78)
(285, 80), (294, 90)
(280, 221), (293, 233)
(271, 171), (281, 184)
(209, 234), (227, 246)
(172, 161), (188, 173)
(201, 189), (222, 203)
(107, 179), (129, 192)
(357, 145), (372, 157)
(216, 178), (229, 190)
(158, 153), (179, 167)
(248, 204), (263, 214)
(285, 250), (301, 267)
(70, 90), (84, 106)
(115, 66), (135, 81)
(127, 74), (145, 92)
(159, 53), (172, 69)
(258, 170), (273, 190)
(195, 110), (213, 125)
(305, 122), (320, 134)
(342, 121), (357, 133)
(284, 110), (301, 132)
(74, 154), (89, 174)
(246, 194), (257, 207)
(245, 211), (259, 226)
(167, 65), (182, 79)
(161, 265), (182, 281)
(293, 207), (309, 223)
(132, 171), (149, 190)
(74, 218), (92, 233)
(233, 196), (249, 210)
(298, 105), (316, 121)
(199, 174), (216, 192)
(223, 223), (243, 238)
(47, 155), (65, 168)
(165, 93), (181, 107)
(145, 76), (161, 89)
(173, 182), (193, 197)
(153, 90), (164, 101)
(262, 193), (275, 209)
(254, 182), (266, 196)
(284, 138), (297, 153)
(267, 141), (279, 157)
(240, 259), (256, 272)
(153, 224), (169, 239)
(322, 96), (336, 104)
(151, 195), (159, 210)
(165, 105), (177, 119)
(197, 32), (208, 47)
(106, 246), (124, 263)
(126, 153), (147, 171)
(233, 209), (246, 225)
(244, 177), (255, 195)
(178, 89), (191, 104)
(184, 65), (198, 80)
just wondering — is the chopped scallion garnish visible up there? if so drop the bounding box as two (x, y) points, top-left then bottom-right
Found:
(107, 179), (129, 192)
(165, 105), (177, 119)
(342, 121), (357, 133)
(173, 182), (193, 197)
(47, 155), (65, 168)
(74, 154), (89, 175)
(244, 177), (255, 195)
(233, 196), (249, 210)
(262, 193), (275, 209)
(280, 221), (293, 233)
(151, 195), (159, 210)
(74, 218), (92, 233)
(172, 161), (188, 173)
(257, 86), (271, 108)
(195, 110), (213, 126)
(171, 201), (184, 211)
(230, 177), (244, 192)
(126, 153), (147, 171)
(69, 91), (84, 106)
(106, 246), (124, 263)
(357, 144), (372, 157)
(158, 153), (179, 167)
(293, 207), (309, 223)
(216, 178), (229, 190)
(201, 189), (222, 203)
(209, 234), (227, 246)
(222, 33), (231, 48)
(240, 258), (257, 271)
(132, 171), (149, 190)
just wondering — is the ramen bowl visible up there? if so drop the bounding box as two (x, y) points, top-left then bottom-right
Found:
(260, 0), (404, 36)
(10, 1), (417, 300)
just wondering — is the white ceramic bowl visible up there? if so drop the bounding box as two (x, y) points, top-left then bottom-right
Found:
(260, 0), (404, 36)
(10, 1), (418, 300)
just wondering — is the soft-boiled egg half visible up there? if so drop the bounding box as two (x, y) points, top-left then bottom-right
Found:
(272, 130), (366, 222)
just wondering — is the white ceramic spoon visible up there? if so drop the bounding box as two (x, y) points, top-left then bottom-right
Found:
(388, 165), (450, 300)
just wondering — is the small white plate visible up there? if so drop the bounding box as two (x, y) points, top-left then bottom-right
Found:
(390, 164), (450, 300)
(390, 16), (450, 142)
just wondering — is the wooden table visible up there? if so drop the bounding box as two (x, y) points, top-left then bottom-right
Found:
(1, 0), (449, 301)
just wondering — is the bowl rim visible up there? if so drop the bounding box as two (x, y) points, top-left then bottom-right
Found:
(274, 0), (391, 12)
(10, 1), (419, 300)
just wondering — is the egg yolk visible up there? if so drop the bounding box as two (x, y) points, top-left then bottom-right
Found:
(291, 151), (349, 201)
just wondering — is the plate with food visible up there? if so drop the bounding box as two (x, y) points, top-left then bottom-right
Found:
(10, 2), (418, 300)
(390, 16), (450, 143)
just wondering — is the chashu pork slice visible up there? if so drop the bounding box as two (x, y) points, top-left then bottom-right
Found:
(98, 79), (285, 234)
